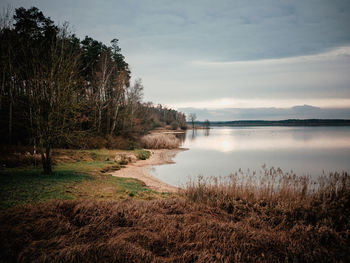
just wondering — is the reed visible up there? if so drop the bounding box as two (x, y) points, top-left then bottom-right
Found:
(183, 167), (350, 212)
(140, 133), (180, 149)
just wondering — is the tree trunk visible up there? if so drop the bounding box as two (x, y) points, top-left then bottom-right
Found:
(8, 100), (12, 144)
(106, 107), (110, 135)
(41, 146), (52, 174)
(97, 105), (102, 134)
(110, 105), (119, 136)
(8, 81), (13, 144)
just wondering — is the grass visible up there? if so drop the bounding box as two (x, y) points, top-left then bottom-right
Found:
(1, 187), (349, 262)
(183, 167), (350, 211)
(0, 168), (90, 209)
(140, 133), (180, 149)
(0, 148), (171, 210)
(180, 168), (350, 261)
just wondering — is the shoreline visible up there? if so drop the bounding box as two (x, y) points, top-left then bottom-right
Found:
(111, 148), (187, 193)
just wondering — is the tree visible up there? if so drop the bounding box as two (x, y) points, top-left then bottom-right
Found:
(11, 8), (80, 174)
(124, 78), (144, 132)
(189, 113), (197, 129)
(204, 119), (210, 129)
(109, 69), (128, 135)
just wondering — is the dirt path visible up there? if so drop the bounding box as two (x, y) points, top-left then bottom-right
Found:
(111, 149), (187, 193)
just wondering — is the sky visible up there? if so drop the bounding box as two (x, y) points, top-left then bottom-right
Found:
(1, 0), (350, 120)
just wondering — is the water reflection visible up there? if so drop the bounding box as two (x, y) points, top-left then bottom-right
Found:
(174, 132), (186, 144)
(152, 127), (350, 187)
(190, 129), (197, 141)
(180, 127), (350, 152)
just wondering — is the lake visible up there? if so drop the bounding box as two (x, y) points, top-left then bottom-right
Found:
(150, 126), (350, 187)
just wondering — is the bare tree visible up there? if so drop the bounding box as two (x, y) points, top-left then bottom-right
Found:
(189, 113), (197, 129)
(109, 70), (128, 135)
(94, 50), (115, 133)
(28, 26), (81, 174)
(125, 78), (144, 131)
(204, 119), (210, 129)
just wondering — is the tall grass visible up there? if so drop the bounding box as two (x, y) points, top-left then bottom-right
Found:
(183, 167), (350, 211)
(140, 133), (180, 149)
(180, 168), (350, 261)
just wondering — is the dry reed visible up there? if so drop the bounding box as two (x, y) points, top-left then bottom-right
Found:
(140, 133), (180, 149)
(183, 167), (350, 211)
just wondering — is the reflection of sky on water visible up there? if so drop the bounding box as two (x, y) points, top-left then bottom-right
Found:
(152, 127), (350, 187)
(184, 127), (350, 152)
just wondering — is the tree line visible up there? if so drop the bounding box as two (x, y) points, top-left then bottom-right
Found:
(0, 7), (186, 173)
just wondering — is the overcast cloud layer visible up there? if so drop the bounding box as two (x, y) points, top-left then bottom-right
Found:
(2, 0), (350, 119)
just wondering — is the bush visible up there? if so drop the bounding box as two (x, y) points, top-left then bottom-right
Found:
(170, 121), (179, 130)
(135, 149), (151, 160)
(152, 120), (162, 129)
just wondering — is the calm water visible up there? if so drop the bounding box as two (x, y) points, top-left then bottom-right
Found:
(151, 126), (350, 187)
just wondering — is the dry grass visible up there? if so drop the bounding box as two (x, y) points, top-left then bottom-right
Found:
(1, 167), (349, 262)
(183, 167), (350, 211)
(140, 133), (180, 149)
(1, 169), (349, 262)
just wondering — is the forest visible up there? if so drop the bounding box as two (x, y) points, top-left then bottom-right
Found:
(0, 7), (186, 174)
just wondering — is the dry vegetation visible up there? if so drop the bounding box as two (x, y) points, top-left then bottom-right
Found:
(1, 168), (349, 262)
(184, 166), (350, 210)
(140, 133), (180, 149)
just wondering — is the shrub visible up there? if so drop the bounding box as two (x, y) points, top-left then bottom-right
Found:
(106, 136), (140, 150)
(152, 121), (162, 129)
(135, 149), (151, 160)
(170, 121), (179, 130)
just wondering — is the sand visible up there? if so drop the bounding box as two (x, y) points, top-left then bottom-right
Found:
(111, 149), (186, 193)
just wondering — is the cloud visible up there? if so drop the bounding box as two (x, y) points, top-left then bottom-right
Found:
(2, 0), (350, 114)
(190, 46), (350, 67)
(139, 45), (350, 106)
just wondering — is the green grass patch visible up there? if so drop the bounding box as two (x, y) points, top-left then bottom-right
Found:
(74, 174), (160, 200)
(0, 168), (90, 209)
(0, 148), (174, 210)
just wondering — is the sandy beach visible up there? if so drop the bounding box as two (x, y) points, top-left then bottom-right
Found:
(111, 148), (186, 193)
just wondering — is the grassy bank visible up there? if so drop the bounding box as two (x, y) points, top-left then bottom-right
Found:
(0, 148), (169, 210)
(0, 168), (349, 262)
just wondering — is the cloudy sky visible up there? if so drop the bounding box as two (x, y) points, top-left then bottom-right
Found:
(2, 0), (350, 120)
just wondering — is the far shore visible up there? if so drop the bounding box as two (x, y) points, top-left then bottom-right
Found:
(111, 148), (187, 192)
